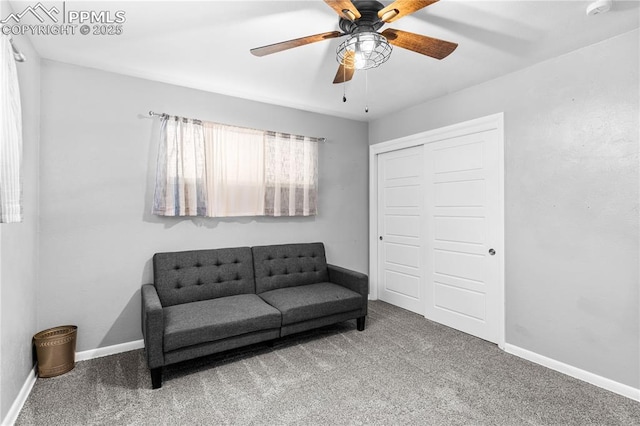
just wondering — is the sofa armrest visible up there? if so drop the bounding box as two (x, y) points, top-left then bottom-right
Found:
(327, 264), (369, 315)
(141, 284), (164, 369)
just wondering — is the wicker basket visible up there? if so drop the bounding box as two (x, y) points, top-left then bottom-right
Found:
(33, 326), (77, 378)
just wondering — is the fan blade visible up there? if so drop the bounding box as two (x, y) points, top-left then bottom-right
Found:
(250, 31), (343, 57)
(378, 0), (439, 23)
(381, 28), (458, 59)
(333, 64), (355, 84)
(333, 51), (355, 84)
(324, 0), (361, 21)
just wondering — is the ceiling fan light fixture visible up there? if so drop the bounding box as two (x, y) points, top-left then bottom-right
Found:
(336, 31), (392, 71)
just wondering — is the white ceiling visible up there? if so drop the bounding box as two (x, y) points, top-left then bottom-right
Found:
(10, 0), (640, 121)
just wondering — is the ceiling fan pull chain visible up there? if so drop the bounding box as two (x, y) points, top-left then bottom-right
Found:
(365, 70), (369, 113)
(343, 66), (347, 102)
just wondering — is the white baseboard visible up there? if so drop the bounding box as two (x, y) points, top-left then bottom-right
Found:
(75, 339), (144, 362)
(504, 343), (640, 402)
(2, 366), (37, 426)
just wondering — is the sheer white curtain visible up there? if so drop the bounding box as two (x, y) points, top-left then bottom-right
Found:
(264, 132), (318, 216)
(153, 116), (319, 218)
(153, 116), (206, 216)
(0, 35), (23, 223)
(203, 122), (265, 217)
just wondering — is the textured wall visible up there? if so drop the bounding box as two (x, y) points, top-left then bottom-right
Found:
(38, 60), (369, 352)
(0, 5), (41, 421)
(369, 30), (639, 388)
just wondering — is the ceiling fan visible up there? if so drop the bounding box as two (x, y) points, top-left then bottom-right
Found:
(250, 0), (458, 84)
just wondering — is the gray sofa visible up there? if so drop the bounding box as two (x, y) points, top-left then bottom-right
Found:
(141, 242), (368, 388)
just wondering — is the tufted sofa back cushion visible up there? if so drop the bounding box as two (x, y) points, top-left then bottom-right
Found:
(252, 243), (329, 293)
(153, 247), (255, 307)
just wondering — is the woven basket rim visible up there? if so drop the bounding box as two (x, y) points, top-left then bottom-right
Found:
(33, 325), (77, 341)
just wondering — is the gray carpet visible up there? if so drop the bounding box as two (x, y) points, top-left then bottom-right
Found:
(16, 301), (640, 425)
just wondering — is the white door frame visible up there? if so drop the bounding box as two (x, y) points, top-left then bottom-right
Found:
(369, 113), (505, 349)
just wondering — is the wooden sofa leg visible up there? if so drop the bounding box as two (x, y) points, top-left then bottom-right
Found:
(151, 368), (162, 389)
(357, 316), (366, 331)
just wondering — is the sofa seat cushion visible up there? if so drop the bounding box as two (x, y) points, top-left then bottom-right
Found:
(259, 283), (362, 326)
(163, 294), (281, 352)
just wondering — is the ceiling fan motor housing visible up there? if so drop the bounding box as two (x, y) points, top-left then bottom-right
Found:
(339, 0), (386, 34)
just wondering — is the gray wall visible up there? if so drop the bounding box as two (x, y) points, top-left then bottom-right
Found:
(38, 60), (369, 352)
(369, 30), (639, 388)
(0, 4), (41, 420)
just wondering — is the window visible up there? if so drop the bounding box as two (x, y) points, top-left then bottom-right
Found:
(152, 115), (319, 218)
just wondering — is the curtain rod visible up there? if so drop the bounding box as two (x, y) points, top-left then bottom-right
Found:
(148, 111), (168, 119)
(8, 36), (26, 63)
(148, 110), (326, 142)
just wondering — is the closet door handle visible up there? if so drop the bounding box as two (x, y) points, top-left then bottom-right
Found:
(488, 248), (495, 256)
(379, 236), (383, 241)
